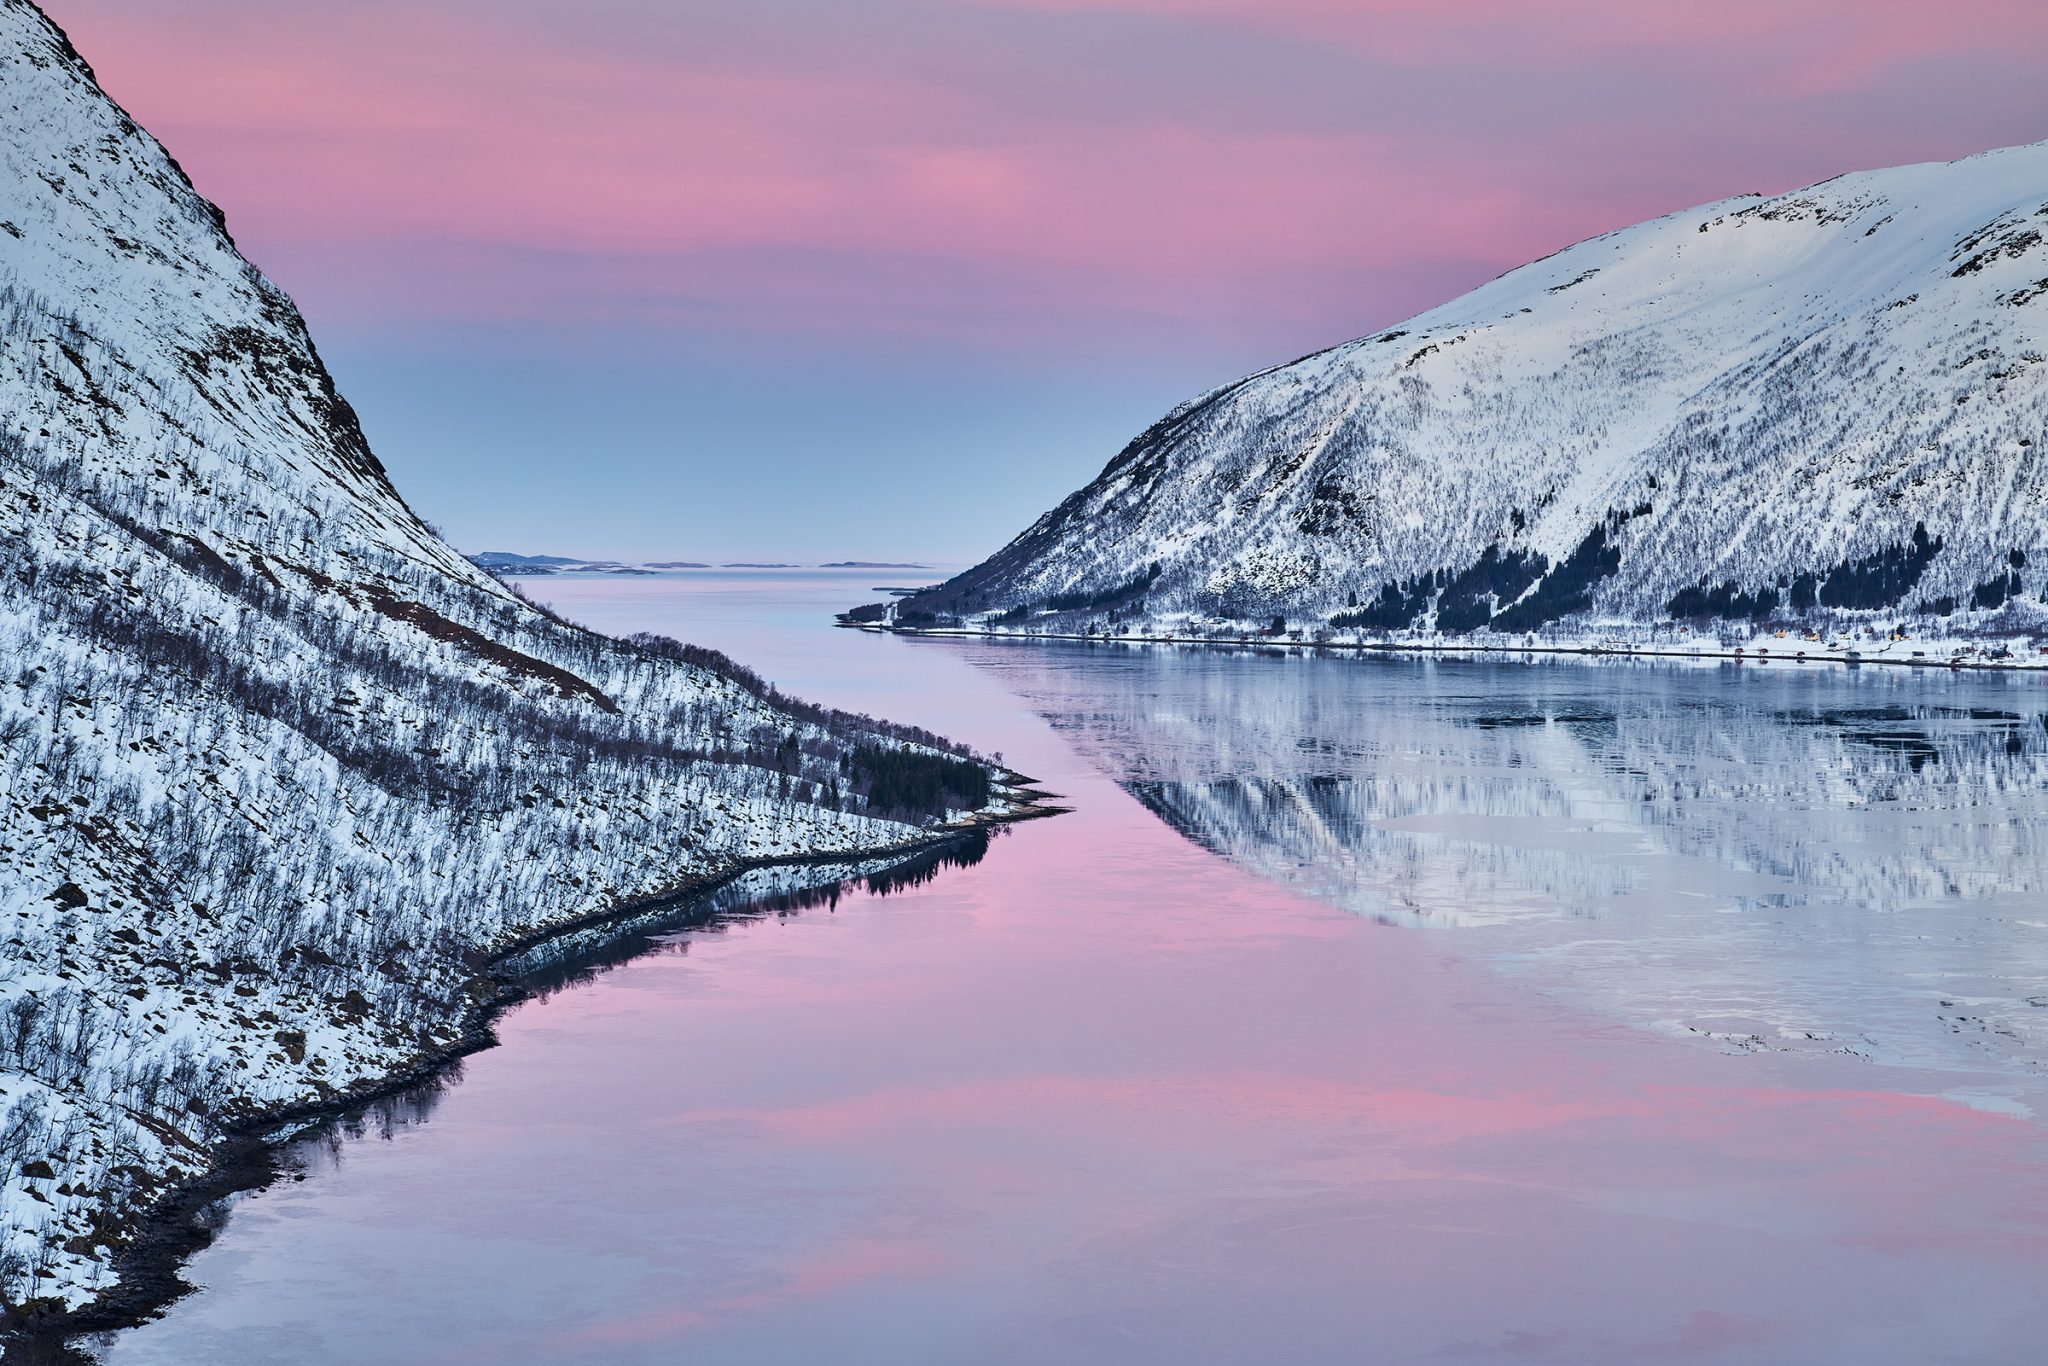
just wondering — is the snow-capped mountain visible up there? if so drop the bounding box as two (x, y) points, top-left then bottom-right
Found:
(897, 141), (2048, 650)
(0, 0), (999, 1325)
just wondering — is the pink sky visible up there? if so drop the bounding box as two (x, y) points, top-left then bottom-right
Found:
(52, 0), (2048, 345)
(38, 0), (2048, 558)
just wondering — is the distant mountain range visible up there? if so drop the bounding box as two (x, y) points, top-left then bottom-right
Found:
(470, 553), (931, 576)
(889, 141), (2048, 659)
(469, 551), (588, 567)
(466, 551), (655, 575)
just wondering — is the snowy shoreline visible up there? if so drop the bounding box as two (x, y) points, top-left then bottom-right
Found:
(853, 622), (2048, 673)
(6, 778), (1058, 1353)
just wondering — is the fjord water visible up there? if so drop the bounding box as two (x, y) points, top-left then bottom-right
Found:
(100, 573), (2048, 1364)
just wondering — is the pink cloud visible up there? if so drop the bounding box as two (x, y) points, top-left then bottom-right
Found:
(970, 0), (2048, 91)
(42, 0), (2048, 349)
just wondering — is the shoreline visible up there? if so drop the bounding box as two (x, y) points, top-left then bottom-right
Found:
(845, 623), (2048, 674)
(5, 780), (1062, 1358)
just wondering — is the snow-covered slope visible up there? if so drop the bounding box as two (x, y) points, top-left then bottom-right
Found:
(900, 141), (2048, 649)
(0, 0), (998, 1325)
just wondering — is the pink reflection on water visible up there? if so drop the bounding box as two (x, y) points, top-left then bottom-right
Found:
(548, 1237), (950, 1351)
(653, 1074), (1659, 1148)
(479, 744), (2048, 1359)
(103, 581), (2048, 1365)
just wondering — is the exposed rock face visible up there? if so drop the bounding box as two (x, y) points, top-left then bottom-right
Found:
(0, 0), (991, 1320)
(905, 142), (2048, 643)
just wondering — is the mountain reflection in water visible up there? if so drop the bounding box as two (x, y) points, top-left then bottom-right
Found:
(979, 642), (2048, 1097)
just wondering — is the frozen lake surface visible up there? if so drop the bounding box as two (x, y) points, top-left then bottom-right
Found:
(95, 571), (2048, 1365)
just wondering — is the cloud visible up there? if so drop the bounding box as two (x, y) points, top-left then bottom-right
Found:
(968, 0), (2048, 91)
(43, 0), (2048, 353)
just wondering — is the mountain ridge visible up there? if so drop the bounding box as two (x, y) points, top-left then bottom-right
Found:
(0, 0), (1007, 1327)
(889, 139), (2048, 654)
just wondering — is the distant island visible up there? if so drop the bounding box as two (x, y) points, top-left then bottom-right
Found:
(466, 554), (934, 575)
(466, 552), (652, 576)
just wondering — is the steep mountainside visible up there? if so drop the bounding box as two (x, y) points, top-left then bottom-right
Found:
(897, 141), (2048, 653)
(0, 0), (999, 1324)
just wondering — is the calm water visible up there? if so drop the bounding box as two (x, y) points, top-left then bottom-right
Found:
(97, 571), (2048, 1365)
